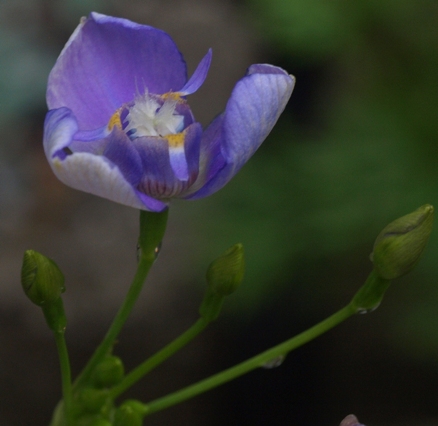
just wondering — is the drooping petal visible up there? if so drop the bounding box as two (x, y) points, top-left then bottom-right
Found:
(47, 12), (187, 130)
(178, 49), (212, 96)
(223, 64), (295, 169)
(103, 128), (143, 186)
(181, 114), (226, 197)
(185, 64), (295, 199)
(44, 108), (167, 212)
(167, 123), (202, 181)
(43, 107), (79, 160)
(133, 123), (202, 198)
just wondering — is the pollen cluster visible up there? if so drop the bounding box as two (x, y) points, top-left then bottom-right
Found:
(124, 91), (184, 138)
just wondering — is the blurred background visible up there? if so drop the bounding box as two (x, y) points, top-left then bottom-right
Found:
(1, 0), (438, 425)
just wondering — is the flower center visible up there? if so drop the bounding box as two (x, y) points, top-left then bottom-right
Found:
(123, 91), (184, 138)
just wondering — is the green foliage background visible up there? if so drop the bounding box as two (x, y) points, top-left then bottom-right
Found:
(182, 0), (438, 360)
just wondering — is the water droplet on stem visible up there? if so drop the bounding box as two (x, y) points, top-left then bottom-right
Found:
(262, 354), (286, 369)
(154, 242), (162, 259)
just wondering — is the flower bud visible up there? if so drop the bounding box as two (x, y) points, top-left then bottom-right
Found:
(206, 243), (245, 296)
(91, 355), (124, 388)
(75, 388), (109, 414)
(200, 244), (245, 322)
(113, 400), (147, 426)
(371, 204), (434, 279)
(21, 250), (65, 306)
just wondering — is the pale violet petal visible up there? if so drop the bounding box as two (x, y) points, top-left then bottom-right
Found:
(169, 145), (189, 181)
(178, 49), (212, 96)
(44, 107), (167, 211)
(184, 65), (295, 200)
(50, 153), (167, 211)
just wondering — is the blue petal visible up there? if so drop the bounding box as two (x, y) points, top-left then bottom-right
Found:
(178, 49), (212, 96)
(44, 108), (168, 211)
(44, 107), (79, 160)
(47, 13), (187, 130)
(103, 128), (143, 186)
(185, 65), (295, 199)
(133, 123), (201, 198)
(180, 114), (226, 196)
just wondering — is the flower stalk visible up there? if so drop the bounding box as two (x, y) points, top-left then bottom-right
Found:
(142, 303), (356, 416)
(109, 317), (209, 399)
(73, 209), (169, 390)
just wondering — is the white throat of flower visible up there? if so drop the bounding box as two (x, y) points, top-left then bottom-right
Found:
(124, 91), (184, 138)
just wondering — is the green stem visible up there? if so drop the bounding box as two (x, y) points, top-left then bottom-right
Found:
(74, 209), (169, 390)
(110, 317), (209, 399)
(143, 303), (356, 416)
(54, 331), (73, 426)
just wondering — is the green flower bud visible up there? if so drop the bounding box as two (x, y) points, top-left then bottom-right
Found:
(91, 355), (124, 388)
(206, 243), (245, 296)
(371, 204), (434, 279)
(200, 244), (245, 322)
(113, 401), (146, 426)
(21, 250), (65, 306)
(75, 388), (109, 414)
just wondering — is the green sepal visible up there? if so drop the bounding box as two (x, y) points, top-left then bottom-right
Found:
(91, 355), (125, 389)
(137, 210), (169, 261)
(21, 250), (65, 306)
(371, 204), (434, 279)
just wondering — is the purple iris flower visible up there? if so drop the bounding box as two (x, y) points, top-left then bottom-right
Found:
(44, 12), (295, 211)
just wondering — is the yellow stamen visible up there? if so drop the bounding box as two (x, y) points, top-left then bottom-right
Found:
(166, 132), (185, 149)
(161, 92), (184, 102)
(108, 110), (122, 130)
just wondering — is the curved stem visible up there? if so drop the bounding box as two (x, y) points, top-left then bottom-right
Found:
(110, 317), (209, 399)
(54, 331), (72, 426)
(73, 209), (169, 390)
(143, 303), (356, 416)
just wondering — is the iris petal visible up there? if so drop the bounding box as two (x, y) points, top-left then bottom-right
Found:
(185, 65), (295, 200)
(133, 123), (202, 198)
(44, 107), (167, 211)
(103, 128), (143, 186)
(178, 49), (212, 96)
(47, 12), (187, 130)
(44, 14), (294, 210)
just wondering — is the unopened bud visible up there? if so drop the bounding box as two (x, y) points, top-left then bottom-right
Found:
(21, 250), (65, 306)
(75, 388), (109, 414)
(206, 243), (245, 296)
(200, 244), (245, 322)
(371, 204), (434, 279)
(114, 400), (147, 426)
(91, 355), (124, 388)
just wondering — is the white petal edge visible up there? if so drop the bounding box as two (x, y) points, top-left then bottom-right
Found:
(44, 108), (167, 211)
(50, 153), (165, 211)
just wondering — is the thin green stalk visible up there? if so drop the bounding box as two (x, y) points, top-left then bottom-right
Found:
(143, 303), (356, 416)
(74, 209), (169, 390)
(110, 317), (209, 399)
(54, 331), (72, 426)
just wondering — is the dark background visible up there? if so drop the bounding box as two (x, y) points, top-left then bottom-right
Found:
(1, 0), (438, 425)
